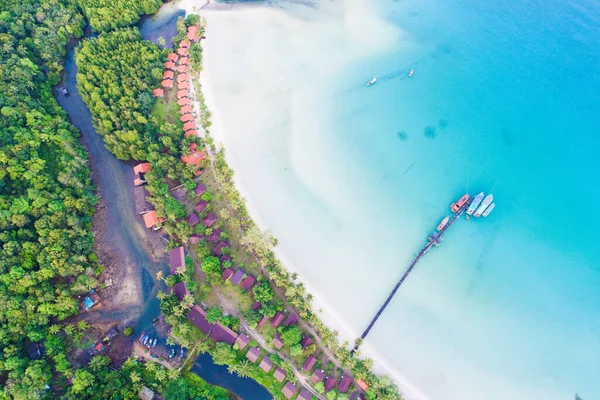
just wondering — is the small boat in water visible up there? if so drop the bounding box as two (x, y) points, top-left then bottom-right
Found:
(138, 332), (145, 342)
(466, 192), (484, 215)
(450, 193), (470, 212)
(366, 76), (377, 86)
(436, 216), (450, 232)
(142, 335), (148, 346)
(152, 339), (157, 348)
(474, 194), (494, 217)
(408, 68), (415, 77)
(482, 203), (495, 217)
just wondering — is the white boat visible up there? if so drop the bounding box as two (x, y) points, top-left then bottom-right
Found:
(466, 192), (484, 215)
(366, 76), (377, 86)
(152, 339), (157, 348)
(482, 203), (495, 217)
(408, 68), (414, 77)
(474, 194), (494, 217)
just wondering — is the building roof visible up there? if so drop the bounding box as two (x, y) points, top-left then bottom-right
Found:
(195, 183), (206, 196)
(179, 39), (190, 48)
(303, 355), (317, 371)
(297, 389), (311, 400)
(222, 268), (233, 281)
(95, 342), (103, 351)
(272, 333), (284, 350)
(133, 177), (145, 186)
(324, 376), (337, 391)
(177, 97), (190, 106)
(184, 129), (198, 138)
(251, 301), (262, 311)
(152, 88), (164, 97)
(271, 312), (284, 327)
(177, 73), (189, 83)
(339, 375), (352, 393)
(235, 333), (250, 350)
(183, 121), (196, 131)
(139, 385), (155, 400)
(355, 379), (369, 391)
(177, 47), (189, 56)
(210, 322), (238, 345)
(177, 89), (189, 99)
(214, 241), (229, 255)
(161, 79), (173, 88)
(245, 346), (261, 363)
(301, 336), (313, 350)
(27, 342), (44, 360)
(281, 382), (297, 399)
(134, 186), (154, 215)
(220, 255), (232, 265)
(142, 210), (160, 228)
(230, 270), (245, 285)
(177, 64), (189, 74)
(134, 162), (151, 175)
(181, 105), (193, 114)
(179, 56), (189, 65)
(167, 52), (178, 62)
(207, 228), (221, 243)
(180, 113), (194, 122)
(311, 369), (325, 384)
(240, 275), (255, 291)
(172, 282), (189, 301)
(189, 234), (203, 244)
(187, 305), (213, 334)
(186, 213), (199, 226)
(178, 80), (190, 89)
(169, 247), (185, 275)
(259, 356), (273, 373)
(257, 315), (270, 327)
(202, 212), (217, 226)
(163, 70), (174, 79)
(181, 143), (205, 166)
(164, 61), (175, 70)
(283, 313), (298, 326)
(273, 367), (286, 382)
(194, 200), (208, 213)
(187, 25), (199, 41)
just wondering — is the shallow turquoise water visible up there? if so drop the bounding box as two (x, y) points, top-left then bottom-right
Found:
(328, 0), (600, 398)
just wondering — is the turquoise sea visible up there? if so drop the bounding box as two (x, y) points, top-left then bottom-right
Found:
(197, 0), (600, 398)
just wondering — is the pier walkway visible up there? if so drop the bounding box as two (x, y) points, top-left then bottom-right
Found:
(355, 200), (471, 346)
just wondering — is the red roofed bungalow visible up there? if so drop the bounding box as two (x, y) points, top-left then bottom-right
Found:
(186, 213), (199, 226)
(257, 315), (270, 328)
(180, 113), (193, 123)
(177, 47), (188, 56)
(164, 61), (175, 70)
(181, 105), (193, 114)
(272, 333), (284, 350)
(187, 25), (199, 41)
(303, 355), (317, 371)
(210, 322), (237, 345)
(95, 343), (103, 351)
(142, 210), (161, 229)
(178, 97), (190, 106)
(161, 79), (173, 88)
(271, 312), (284, 327)
(195, 183), (206, 196)
(184, 129), (198, 138)
(273, 367), (286, 382)
(172, 282), (189, 301)
(245, 347), (261, 363)
(181, 143), (205, 167)
(339, 376), (352, 393)
(177, 73), (189, 83)
(251, 302), (262, 311)
(281, 382), (297, 400)
(230, 270), (245, 286)
(240, 275), (255, 291)
(194, 200), (208, 213)
(222, 268), (233, 281)
(214, 241), (229, 255)
(169, 246), (185, 275)
(163, 70), (174, 80)
(178, 81), (190, 90)
(259, 356), (273, 373)
(301, 336), (313, 350)
(356, 379), (369, 391)
(235, 333), (250, 350)
(220, 255), (232, 264)
(202, 212), (217, 227)
(177, 64), (189, 74)
(179, 39), (190, 48)
(168, 52), (179, 62)
(311, 369), (325, 384)
(189, 234), (203, 244)
(207, 228), (221, 243)
(134, 162), (151, 175)
(183, 121), (196, 131)
(179, 56), (189, 65)
(283, 313), (298, 326)
(153, 88), (164, 98)
(297, 389), (311, 400)
(187, 305), (213, 334)
(177, 89), (189, 99)
(324, 376), (337, 392)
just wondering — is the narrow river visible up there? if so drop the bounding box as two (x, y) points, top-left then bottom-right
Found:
(54, 4), (271, 399)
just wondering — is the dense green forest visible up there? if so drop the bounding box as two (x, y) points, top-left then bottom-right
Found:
(75, 0), (162, 33)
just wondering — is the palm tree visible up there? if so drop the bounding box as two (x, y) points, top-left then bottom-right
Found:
(155, 367), (167, 382)
(166, 336), (176, 346)
(48, 325), (61, 335)
(173, 306), (184, 318)
(156, 271), (164, 282)
(178, 323), (190, 335)
(77, 320), (90, 332)
(88, 356), (109, 372)
(156, 290), (166, 300)
(182, 294), (194, 308)
(168, 368), (180, 380)
(129, 371), (141, 384)
(234, 360), (251, 378)
(176, 266), (185, 276)
(145, 361), (157, 373)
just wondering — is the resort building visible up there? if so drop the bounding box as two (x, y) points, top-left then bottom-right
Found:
(338, 375), (352, 393)
(230, 270), (245, 286)
(172, 282), (189, 301)
(133, 186), (154, 215)
(207, 228), (221, 243)
(187, 305), (213, 334)
(180, 104), (193, 114)
(177, 89), (189, 99)
(178, 81), (190, 90)
(152, 88), (164, 98)
(161, 79), (173, 88)
(210, 322), (237, 345)
(281, 382), (297, 400)
(169, 246), (185, 275)
(133, 162), (151, 186)
(271, 312), (284, 327)
(257, 315), (270, 328)
(235, 333), (250, 350)
(194, 200), (208, 213)
(202, 212), (217, 226)
(186, 213), (199, 226)
(220, 255), (231, 264)
(189, 234), (202, 244)
(177, 47), (188, 57)
(240, 275), (256, 291)
(187, 25), (199, 41)
(183, 121), (196, 131)
(310, 369), (325, 384)
(283, 313), (298, 326)
(297, 389), (311, 400)
(195, 183), (206, 196)
(180, 113), (193, 123)
(167, 52), (178, 62)
(177, 64), (189, 74)
(163, 70), (174, 80)
(245, 347), (261, 363)
(222, 268), (233, 281)
(177, 74), (189, 83)
(164, 61), (175, 70)
(214, 241), (229, 255)
(273, 367), (286, 382)
(356, 379), (369, 391)
(303, 355), (317, 371)
(301, 336), (313, 350)
(251, 302), (262, 311)
(179, 56), (189, 65)
(272, 333), (284, 350)
(324, 376), (337, 392)
(142, 210), (161, 230)
(259, 356), (273, 373)
(184, 129), (198, 138)
(177, 97), (189, 106)
(180, 143), (205, 167)
(179, 39), (190, 48)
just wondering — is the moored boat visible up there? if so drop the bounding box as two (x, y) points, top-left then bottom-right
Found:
(450, 193), (470, 212)
(466, 192), (484, 215)
(138, 332), (145, 342)
(436, 216), (450, 232)
(474, 194), (494, 217)
(482, 203), (495, 217)
(152, 339), (157, 348)
(366, 76), (377, 86)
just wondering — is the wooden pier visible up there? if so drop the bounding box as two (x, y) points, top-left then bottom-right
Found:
(355, 200), (471, 346)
